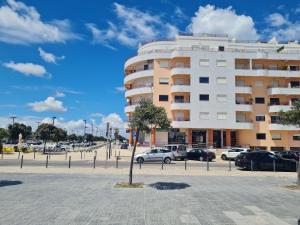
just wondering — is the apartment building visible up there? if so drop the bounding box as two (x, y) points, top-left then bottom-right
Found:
(124, 34), (300, 151)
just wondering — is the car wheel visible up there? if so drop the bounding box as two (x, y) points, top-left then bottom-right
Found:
(199, 156), (204, 161)
(221, 154), (227, 160)
(137, 157), (144, 164)
(164, 157), (171, 164)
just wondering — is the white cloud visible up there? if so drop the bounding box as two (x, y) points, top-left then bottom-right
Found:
(3, 61), (48, 77)
(187, 5), (259, 40)
(115, 86), (125, 93)
(38, 47), (65, 64)
(86, 3), (178, 49)
(54, 91), (65, 98)
(90, 112), (104, 118)
(265, 12), (300, 41)
(0, 0), (79, 44)
(28, 96), (67, 112)
(266, 13), (288, 27)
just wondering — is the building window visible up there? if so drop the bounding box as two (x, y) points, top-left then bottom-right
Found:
(174, 96), (184, 103)
(271, 133), (281, 140)
(216, 60), (226, 67)
(271, 115), (280, 124)
(255, 97), (265, 104)
(256, 115), (265, 121)
(216, 77), (227, 84)
(199, 94), (209, 101)
(293, 135), (300, 141)
(255, 81), (264, 88)
(159, 78), (169, 85)
(199, 112), (209, 120)
(199, 59), (209, 66)
(217, 112), (227, 120)
(159, 95), (168, 101)
(159, 61), (169, 68)
(256, 133), (266, 140)
(216, 94), (227, 102)
(199, 77), (209, 83)
(218, 46), (225, 51)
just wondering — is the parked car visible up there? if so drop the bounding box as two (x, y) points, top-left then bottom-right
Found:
(235, 151), (297, 172)
(221, 148), (251, 160)
(186, 148), (216, 161)
(120, 143), (129, 149)
(274, 151), (299, 162)
(163, 144), (187, 160)
(134, 148), (175, 164)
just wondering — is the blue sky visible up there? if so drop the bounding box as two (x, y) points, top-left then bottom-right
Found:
(0, 0), (299, 134)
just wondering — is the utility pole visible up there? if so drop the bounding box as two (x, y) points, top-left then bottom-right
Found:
(83, 120), (87, 139)
(10, 116), (16, 125)
(36, 121), (41, 128)
(92, 123), (94, 136)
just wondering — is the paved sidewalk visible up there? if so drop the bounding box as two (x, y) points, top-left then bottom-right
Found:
(0, 173), (299, 225)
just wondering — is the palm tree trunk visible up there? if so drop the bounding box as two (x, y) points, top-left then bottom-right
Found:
(129, 129), (139, 185)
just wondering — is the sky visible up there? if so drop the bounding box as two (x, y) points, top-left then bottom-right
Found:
(0, 0), (299, 136)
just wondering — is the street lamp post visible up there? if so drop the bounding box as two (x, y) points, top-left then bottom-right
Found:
(52, 116), (56, 126)
(10, 116), (16, 125)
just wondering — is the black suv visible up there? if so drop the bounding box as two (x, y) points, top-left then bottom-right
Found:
(235, 151), (297, 172)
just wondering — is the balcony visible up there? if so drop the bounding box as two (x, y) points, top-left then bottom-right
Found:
(235, 85), (252, 94)
(235, 119), (253, 129)
(171, 84), (191, 93)
(125, 104), (137, 113)
(268, 87), (300, 95)
(235, 68), (300, 77)
(171, 100), (191, 110)
(268, 103), (291, 113)
(235, 102), (252, 112)
(124, 69), (153, 84)
(171, 65), (191, 76)
(269, 123), (300, 131)
(171, 120), (191, 128)
(125, 86), (153, 98)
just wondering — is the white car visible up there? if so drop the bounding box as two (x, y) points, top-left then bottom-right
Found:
(134, 148), (175, 164)
(221, 148), (250, 160)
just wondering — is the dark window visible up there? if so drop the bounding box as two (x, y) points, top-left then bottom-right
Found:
(174, 96), (184, 103)
(256, 133), (266, 140)
(150, 149), (158, 153)
(159, 95), (168, 101)
(290, 81), (300, 88)
(256, 115), (265, 121)
(218, 46), (225, 51)
(293, 135), (300, 141)
(144, 64), (149, 70)
(199, 77), (209, 83)
(270, 98), (280, 105)
(271, 147), (284, 151)
(271, 115), (280, 124)
(199, 94), (209, 101)
(291, 98), (300, 103)
(255, 97), (265, 104)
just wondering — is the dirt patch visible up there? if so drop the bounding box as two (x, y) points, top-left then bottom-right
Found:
(283, 184), (300, 191)
(114, 182), (144, 188)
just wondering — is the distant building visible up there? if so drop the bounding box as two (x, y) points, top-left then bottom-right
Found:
(124, 34), (300, 151)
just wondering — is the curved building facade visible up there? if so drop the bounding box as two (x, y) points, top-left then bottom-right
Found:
(124, 34), (300, 151)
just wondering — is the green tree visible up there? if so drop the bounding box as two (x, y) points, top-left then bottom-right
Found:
(8, 123), (32, 143)
(52, 128), (67, 144)
(279, 100), (300, 185)
(279, 101), (300, 127)
(0, 128), (8, 153)
(114, 128), (120, 141)
(86, 134), (94, 142)
(35, 123), (57, 153)
(68, 134), (78, 142)
(128, 100), (170, 185)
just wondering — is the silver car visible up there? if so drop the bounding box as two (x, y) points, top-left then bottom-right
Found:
(163, 144), (187, 160)
(134, 148), (175, 164)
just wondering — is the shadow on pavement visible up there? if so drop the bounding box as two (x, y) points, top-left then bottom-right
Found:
(0, 180), (23, 187)
(148, 182), (190, 190)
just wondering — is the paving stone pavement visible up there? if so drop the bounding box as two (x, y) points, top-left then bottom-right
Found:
(0, 173), (299, 225)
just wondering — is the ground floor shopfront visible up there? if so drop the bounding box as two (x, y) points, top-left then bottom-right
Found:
(129, 128), (300, 151)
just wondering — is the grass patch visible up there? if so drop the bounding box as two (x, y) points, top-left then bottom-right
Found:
(114, 182), (144, 188)
(283, 185), (300, 191)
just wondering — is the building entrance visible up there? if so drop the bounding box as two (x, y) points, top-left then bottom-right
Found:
(192, 130), (207, 147)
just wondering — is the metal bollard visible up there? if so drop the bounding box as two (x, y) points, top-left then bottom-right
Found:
(93, 156), (96, 168)
(68, 156), (71, 168)
(185, 159), (187, 170)
(139, 159), (142, 169)
(229, 160), (232, 171)
(116, 156), (119, 168)
(65, 151), (67, 160)
(273, 160), (276, 172)
(18, 151), (20, 159)
(46, 155), (48, 168)
(106, 151), (108, 161)
(94, 151), (97, 159)
(1, 150), (3, 159)
(161, 158), (164, 170)
(206, 157), (209, 171)
(80, 151), (82, 160)
(34, 151), (36, 160)
(20, 155), (23, 168)
(49, 153), (51, 160)
(251, 160), (253, 172)
(118, 151), (120, 156)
